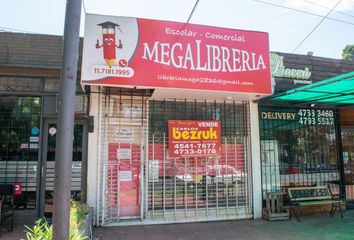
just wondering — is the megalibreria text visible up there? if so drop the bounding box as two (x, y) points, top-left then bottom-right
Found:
(142, 40), (266, 73)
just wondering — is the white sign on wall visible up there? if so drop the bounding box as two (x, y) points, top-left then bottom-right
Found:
(114, 128), (133, 142)
(119, 171), (132, 181)
(29, 136), (39, 142)
(117, 149), (132, 159)
(149, 160), (159, 182)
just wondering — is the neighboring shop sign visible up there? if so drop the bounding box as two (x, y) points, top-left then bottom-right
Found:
(261, 108), (334, 126)
(270, 53), (312, 84)
(29, 143), (39, 149)
(31, 127), (40, 135)
(168, 120), (221, 157)
(29, 136), (39, 142)
(82, 14), (272, 95)
(13, 182), (22, 195)
(48, 127), (57, 136)
(297, 109), (334, 125)
(20, 143), (29, 149)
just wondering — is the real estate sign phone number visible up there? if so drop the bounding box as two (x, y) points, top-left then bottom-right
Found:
(172, 143), (217, 155)
(298, 109), (334, 125)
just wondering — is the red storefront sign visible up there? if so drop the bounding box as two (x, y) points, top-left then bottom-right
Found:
(82, 14), (272, 95)
(168, 120), (221, 157)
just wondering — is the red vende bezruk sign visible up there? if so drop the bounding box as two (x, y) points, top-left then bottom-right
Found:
(82, 14), (272, 95)
(168, 120), (221, 157)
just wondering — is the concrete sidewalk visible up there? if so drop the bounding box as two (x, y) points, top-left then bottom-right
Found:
(0, 210), (35, 240)
(93, 211), (354, 240)
(1, 210), (353, 239)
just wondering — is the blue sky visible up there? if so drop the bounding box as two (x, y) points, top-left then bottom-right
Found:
(1, 0), (354, 59)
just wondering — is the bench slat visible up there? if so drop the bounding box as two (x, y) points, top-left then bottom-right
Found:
(288, 186), (333, 201)
(297, 200), (341, 206)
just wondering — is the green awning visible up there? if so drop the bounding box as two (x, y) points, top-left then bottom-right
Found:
(269, 71), (354, 105)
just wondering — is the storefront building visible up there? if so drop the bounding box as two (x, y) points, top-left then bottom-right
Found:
(1, 21), (353, 227)
(82, 14), (272, 225)
(0, 32), (89, 217)
(259, 52), (354, 211)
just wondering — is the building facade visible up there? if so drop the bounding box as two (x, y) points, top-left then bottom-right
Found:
(1, 29), (354, 226)
(83, 14), (271, 226)
(259, 52), (354, 211)
(0, 32), (89, 217)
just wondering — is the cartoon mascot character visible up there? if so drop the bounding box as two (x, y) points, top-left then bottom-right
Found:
(96, 21), (123, 67)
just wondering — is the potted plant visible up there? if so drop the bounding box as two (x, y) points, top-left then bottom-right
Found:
(70, 201), (93, 238)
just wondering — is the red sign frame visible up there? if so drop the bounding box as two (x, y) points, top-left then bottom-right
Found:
(82, 15), (272, 95)
(168, 120), (221, 157)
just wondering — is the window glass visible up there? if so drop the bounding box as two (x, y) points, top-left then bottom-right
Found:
(259, 106), (339, 200)
(148, 100), (250, 211)
(0, 96), (41, 208)
(0, 76), (42, 92)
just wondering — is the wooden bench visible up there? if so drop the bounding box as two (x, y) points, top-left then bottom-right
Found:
(287, 186), (344, 222)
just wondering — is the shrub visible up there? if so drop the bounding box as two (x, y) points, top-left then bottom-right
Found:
(24, 202), (90, 240)
(70, 201), (91, 229)
(25, 219), (52, 240)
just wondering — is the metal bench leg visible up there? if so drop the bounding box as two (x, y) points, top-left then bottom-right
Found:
(10, 212), (14, 232)
(330, 203), (336, 217)
(291, 205), (300, 222)
(331, 202), (344, 219)
(338, 202), (344, 219)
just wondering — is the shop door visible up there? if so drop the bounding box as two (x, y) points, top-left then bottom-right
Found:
(39, 120), (85, 217)
(107, 125), (141, 218)
(343, 127), (354, 208)
(100, 93), (147, 224)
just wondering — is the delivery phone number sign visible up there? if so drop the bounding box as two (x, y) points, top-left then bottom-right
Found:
(168, 120), (221, 157)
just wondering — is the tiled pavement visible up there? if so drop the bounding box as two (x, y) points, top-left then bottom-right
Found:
(93, 212), (354, 240)
(2, 210), (354, 240)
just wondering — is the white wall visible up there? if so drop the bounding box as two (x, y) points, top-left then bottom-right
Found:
(86, 86), (100, 225)
(250, 101), (262, 219)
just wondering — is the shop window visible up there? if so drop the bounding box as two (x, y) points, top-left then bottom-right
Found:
(342, 127), (354, 206)
(0, 76), (42, 92)
(148, 100), (250, 214)
(43, 78), (60, 92)
(45, 123), (83, 162)
(0, 96), (41, 208)
(259, 107), (339, 201)
(100, 94), (252, 223)
(43, 77), (86, 94)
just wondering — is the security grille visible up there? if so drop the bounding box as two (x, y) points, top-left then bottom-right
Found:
(259, 106), (340, 201)
(98, 89), (252, 225)
(342, 127), (354, 207)
(147, 100), (252, 222)
(0, 96), (41, 208)
(99, 89), (148, 224)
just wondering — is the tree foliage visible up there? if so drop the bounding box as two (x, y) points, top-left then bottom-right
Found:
(342, 44), (354, 60)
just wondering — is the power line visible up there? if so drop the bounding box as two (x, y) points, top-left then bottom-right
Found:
(0, 26), (39, 34)
(292, 0), (343, 53)
(302, 0), (354, 19)
(252, 0), (354, 26)
(187, 0), (200, 23)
